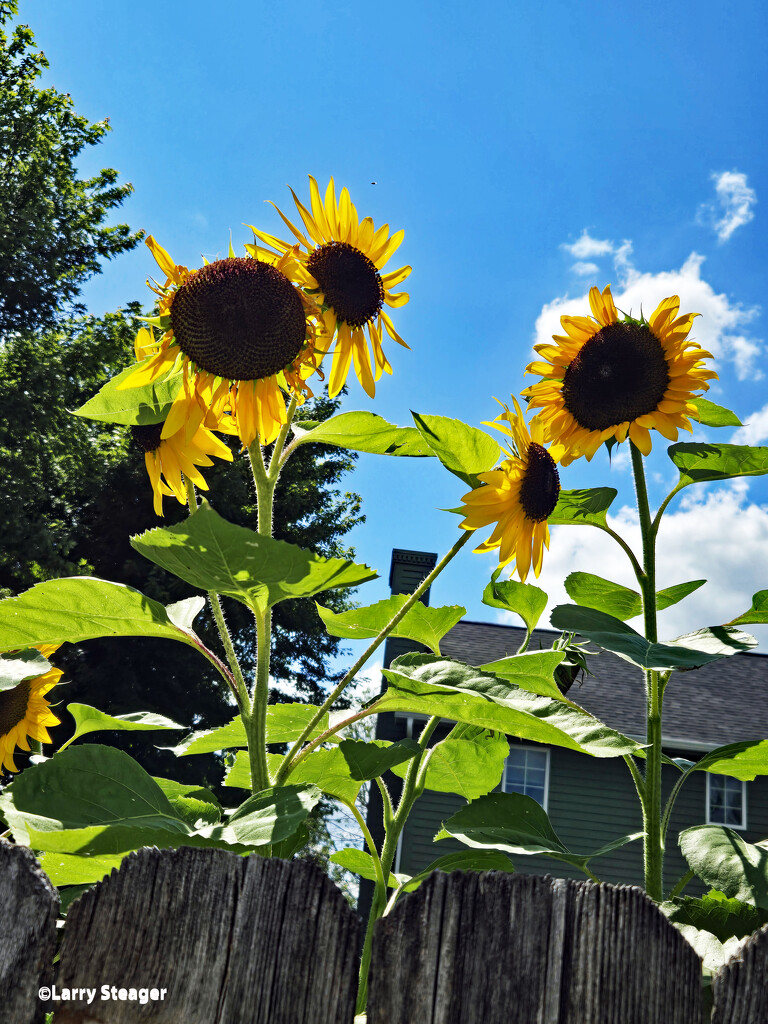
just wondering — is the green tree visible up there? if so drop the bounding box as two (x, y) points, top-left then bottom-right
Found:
(0, 0), (141, 333)
(0, 309), (364, 787)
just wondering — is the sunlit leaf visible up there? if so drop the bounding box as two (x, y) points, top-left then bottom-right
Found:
(726, 590), (768, 626)
(317, 596), (464, 655)
(131, 501), (377, 614)
(401, 849), (515, 892)
(411, 412), (501, 487)
(73, 358), (183, 426)
(378, 655), (641, 757)
(563, 574), (707, 622)
(291, 410), (432, 456)
(669, 442), (768, 487)
(680, 825), (768, 910)
(63, 704), (184, 749)
(692, 740), (768, 781)
(550, 604), (756, 670)
(225, 749), (361, 803)
(0, 578), (211, 658)
(0, 650), (52, 692)
(689, 398), (743, 428)
(197, 785), (322, 847)
(169, 704), (333, 757)
(548, 487), (617, 528)
(436, 792), (642, 873)
(391, 732), (509, 800)
(329, 848), (404, 887)
(482, 572), (547, 633)
(339, 738), (421, 781)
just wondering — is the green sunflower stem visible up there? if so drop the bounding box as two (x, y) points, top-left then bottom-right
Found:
(630, 441), (663, 902)
(185, 478), (246, 707)
(356, 716), (440, 1015)
(275, 530), (473, 786)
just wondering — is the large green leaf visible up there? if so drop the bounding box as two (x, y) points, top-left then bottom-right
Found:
(0, 578), (212, 656)
(565, 573), (641, 620)
(329, 848), (404, 887)
(478, 656), (571, 703)
(61, 704), (184, 751)
(316, 596), (465, 655)
(0, 650), (52, 692)
(225, 748), (361, 803)
(662, 890), (768, 944)
(339, 738), (421, 781)
(411, 412), (501, 487)
(726, 590), (768, 626)
(0, 745), (188, 845)
(131, 501), (377, 614)
(400, 849), (515, 893)
(550, 604), (757, 670)
(291, 410), (432, 456)
(378, 655), (641, 757)
(481, 573), (547, 634)
(436, 792), (642, 874)
(564, 573), (707, 621)
(680, 825), (768, 910)
(548, 487), (617, 527)
(39, 851), (128, 887)
(197, 785), (322, 846)
(73, 358), (183, 426)
(391, 732), (509, 800)
(152, 778), (222, 828)
(169, 704), (334, 757)
(689, 398), (742, 428)
(693, 741), (768, 781)
(669, 443), (768, 487)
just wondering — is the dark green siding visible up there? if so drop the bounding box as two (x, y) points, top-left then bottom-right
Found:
(397, 739), (768, 894)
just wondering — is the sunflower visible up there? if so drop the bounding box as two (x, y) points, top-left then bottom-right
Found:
(131, 420), (234, 516)
(459, 397), (561, 582)
(522, 285), (717, 464)
(0, 646), (61, 773)
(118, 236), (323, 447)
(246, 176), (410, 398)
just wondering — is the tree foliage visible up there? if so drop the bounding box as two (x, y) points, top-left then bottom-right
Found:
(0, 1), (141, 333)
(0, 309), (364, 786)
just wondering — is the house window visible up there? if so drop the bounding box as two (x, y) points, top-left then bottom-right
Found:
(707, 773), (747, 830)
(503, 747), (549, 810)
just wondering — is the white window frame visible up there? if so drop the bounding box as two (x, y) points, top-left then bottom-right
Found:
(503, 745), (550, 812)
(706, 772), (747, 831)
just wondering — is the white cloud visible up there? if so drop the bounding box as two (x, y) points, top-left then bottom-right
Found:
(698, 170), (756, 243)
(534, 249), (764, 381)
(571, 260), (600, 277)
(495, 482), (768, 648)
(562, 231), (615, 260)
(732, 403), (768, 445)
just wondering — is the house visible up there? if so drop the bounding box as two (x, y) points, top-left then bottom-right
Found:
(361, 549), (768, 908)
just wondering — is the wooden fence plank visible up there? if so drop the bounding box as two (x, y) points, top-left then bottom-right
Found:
(54, 848), (361, 1024)
(712, 922), (768, 1024)
(367, 872), (706, 1024)
(0, 838), (59, 1024)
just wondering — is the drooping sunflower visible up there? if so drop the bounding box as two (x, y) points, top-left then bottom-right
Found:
(131, 420), (234, 516)
(247, 176), (410, 398)
(523, 285), (717, 464)
(459, 397), (561, 582)
(119, 236), (323, 447)
(0, 646), (61, 773)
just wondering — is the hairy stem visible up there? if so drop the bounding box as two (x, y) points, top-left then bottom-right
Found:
(275, 530), (472, 785)
(631, 441), (663, 901)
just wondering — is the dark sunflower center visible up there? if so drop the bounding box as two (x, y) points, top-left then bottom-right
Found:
(561, 321), (670, 431)
(520, 442), (560, 522)
(169, 258), (306, 381)
(307, 241), (384, 327)
(0, 679), (32, 734)
(131, 423), (164, 453)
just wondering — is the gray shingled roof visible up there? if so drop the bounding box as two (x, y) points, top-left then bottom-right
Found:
(439, 619), (768, 749)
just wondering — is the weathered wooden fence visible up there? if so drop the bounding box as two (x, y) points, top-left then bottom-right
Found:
(1, 838), (767, 1023)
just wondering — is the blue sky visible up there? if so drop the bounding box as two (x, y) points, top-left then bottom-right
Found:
(30, 0), (768, 664)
